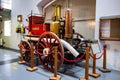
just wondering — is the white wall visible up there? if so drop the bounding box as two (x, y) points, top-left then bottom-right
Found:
(3, 0), (41, 49)
(95, 0), (120, 71)
(44, 0), (96, 39)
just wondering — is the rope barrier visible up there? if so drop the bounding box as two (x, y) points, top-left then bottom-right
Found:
(89, 52), (104, 60)
(89, 43), (107, 60)
(18, 44), (20, 48)
(34, 49), (53, 56)
(22, 48), (30, 52)
(35, 48), (85, 63)
(18, 44), (30, 52)
(58, 52), (85, 63)
(89, 44), (106, 60)
(18, 42), (86, 63)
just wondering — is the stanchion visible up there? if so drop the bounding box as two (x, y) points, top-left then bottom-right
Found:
(99, 44), (111, 72)
(18, 40), (25, 64)
(89, 54), (101, 78)
(50, 46), (61, 80)
(27, 43), (38, 72)
(80, 47), (91, 80)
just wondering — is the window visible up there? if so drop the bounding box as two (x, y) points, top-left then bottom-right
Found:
(1, 0), (12, 10)
(4, 20), (11, 36)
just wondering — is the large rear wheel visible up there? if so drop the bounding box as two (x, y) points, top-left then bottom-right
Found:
(36, 32), (64, 72)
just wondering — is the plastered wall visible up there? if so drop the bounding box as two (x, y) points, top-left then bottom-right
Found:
(95, 0), (120, 71)
(1, 0), (95, 50)
(44, 0), (96, 39)
(1, 0), (41, 49)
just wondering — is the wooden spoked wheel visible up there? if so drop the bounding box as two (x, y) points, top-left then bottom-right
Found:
(36, 32), (64, 72)
(21, 41), (31, 62)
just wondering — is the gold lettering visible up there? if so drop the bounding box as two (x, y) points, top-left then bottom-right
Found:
(32, 27), (39, 30)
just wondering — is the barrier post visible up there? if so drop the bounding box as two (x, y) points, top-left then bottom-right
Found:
(89, 54), (101, 78)
(80, 47), (91, 80)
(18, 40), (25, 64)
(50, 46), (61, 80)
(99, 44), (111, 72)
(27, 43), (38, 72)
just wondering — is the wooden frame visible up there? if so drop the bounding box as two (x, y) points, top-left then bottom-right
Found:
(99, 16), (120, 40)
(91, 42), (101, 54)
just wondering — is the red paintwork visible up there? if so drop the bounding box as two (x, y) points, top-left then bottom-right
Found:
(26, 16), (50, 35)
(30, 24), (50, 35)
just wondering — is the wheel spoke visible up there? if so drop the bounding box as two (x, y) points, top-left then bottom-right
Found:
(41, 38), (48, 47)
(50, 39), (56, 49)
(39, 42), (46, 48)
(46, 57), (49, 67)
(44, 35), (48, 47)
(49, 35), (52, 47)
(50, 58), (54, 69)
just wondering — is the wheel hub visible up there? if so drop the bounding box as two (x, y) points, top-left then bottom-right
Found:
(43, 48), (50, 56)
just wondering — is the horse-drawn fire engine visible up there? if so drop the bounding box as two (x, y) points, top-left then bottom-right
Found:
(19, 5), (94, 72)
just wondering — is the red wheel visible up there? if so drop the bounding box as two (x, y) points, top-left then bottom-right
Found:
(21, 41), (31, 62)
(36, 32), (64, 72)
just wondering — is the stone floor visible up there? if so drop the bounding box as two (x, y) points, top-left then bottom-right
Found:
(0, 48), (120, 80)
